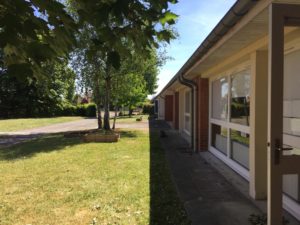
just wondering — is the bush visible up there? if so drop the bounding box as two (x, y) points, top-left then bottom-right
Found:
(59, 103), (96, 117)
(142, 103), (154, 115)
(85, 104), (97, 117)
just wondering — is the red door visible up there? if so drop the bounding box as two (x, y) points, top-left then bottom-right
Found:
(165, 95), (173, 122)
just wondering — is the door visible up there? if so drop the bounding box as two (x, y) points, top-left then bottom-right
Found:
(268, 4), (300, 225)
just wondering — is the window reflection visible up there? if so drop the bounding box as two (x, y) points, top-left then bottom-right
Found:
(212, 78), (228, 120)
(230, 129), (249, 169)
(230, 70), (250, 126)
(211, 123), (227, 155)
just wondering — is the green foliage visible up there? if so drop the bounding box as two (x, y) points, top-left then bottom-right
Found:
(0, 60), (76, 118)
(60, 103), (96, 117)
(0, 0), (77, 79)
(143, 103), (154, 115)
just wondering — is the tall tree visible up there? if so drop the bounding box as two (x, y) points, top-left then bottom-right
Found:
(70, 0), (178, 130)
(0, 59), (76, 118)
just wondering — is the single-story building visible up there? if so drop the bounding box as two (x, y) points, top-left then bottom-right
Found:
(154, 1), (300, 224)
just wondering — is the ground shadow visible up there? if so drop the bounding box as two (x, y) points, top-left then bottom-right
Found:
(0, 130), (138, 161)
(0, 135), (82, 160)
(148, 118), (190, 225)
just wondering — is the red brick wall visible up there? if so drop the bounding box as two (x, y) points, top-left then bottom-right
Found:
(165, 95), (173, 122)
(195, 78), (209, 151)
(174, 92), (179, 129)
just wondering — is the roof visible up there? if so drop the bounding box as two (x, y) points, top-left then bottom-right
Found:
(154, 0), (259, 99)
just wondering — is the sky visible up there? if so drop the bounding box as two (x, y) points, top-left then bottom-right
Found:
(154, 0), (236, 96)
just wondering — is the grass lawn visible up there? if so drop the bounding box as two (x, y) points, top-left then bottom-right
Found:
(111, 115), (147, 124)
(0, 117), (84, 132)
(0, 129), (190, 225)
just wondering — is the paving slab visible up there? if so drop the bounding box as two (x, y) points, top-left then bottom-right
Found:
(152, 121), (261, 225)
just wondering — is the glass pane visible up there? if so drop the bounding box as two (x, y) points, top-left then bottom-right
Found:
(283, 174), (300, 202)
(211, 123), (227, 155)
(230, 70), (251, 126)
(283, 49), (300, 156)
(185, 91), (190, 114)
(212, 77), (228, 120)
(230, 129), (249, 169)
(184, 115), (190, 133)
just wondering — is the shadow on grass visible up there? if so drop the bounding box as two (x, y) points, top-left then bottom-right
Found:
(0, 135), (82, 160)
(118, 130), (138, 138)
(0, 130), (138, 161)
(149, 119), (190, 225)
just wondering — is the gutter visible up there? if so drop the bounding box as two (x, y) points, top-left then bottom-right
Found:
(154, 0), (258, 99)
(178, 73), (198, 151)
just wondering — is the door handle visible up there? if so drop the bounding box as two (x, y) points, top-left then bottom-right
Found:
(276, 146), (293, 151)
(274, 139), (294, 164)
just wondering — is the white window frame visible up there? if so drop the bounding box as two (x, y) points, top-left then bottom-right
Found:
(209, 61), (251, 177)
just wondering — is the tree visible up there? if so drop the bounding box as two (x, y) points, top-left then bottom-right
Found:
(111, 48), (162, 114)
(70, 0), (178, 130)
(0, 0), (77, 80)
(0, 59), (76, 118)
(1, 0), (178, 127)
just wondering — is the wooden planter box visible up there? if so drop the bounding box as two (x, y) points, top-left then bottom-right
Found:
(83, 132), (120, 143)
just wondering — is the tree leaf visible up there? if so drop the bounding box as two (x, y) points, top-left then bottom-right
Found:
(159, 11), (178, 26)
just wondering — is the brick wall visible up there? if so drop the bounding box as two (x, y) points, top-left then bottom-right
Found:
(195, 78), (209, 151)
(165, 95), (173, 122)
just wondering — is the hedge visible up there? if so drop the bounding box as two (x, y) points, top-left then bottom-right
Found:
(142, 103), (154, 115)
(60, 103), (96, 117)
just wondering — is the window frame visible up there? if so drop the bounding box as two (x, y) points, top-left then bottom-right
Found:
(208, 62), (251, 179)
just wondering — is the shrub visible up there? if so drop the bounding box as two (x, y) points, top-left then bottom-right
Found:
(143, 103), (154, 115)
(85, 104), (97, 117)
(59, 103), (96, 117)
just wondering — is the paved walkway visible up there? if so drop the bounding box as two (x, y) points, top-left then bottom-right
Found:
(152, 121), (260, 225)
(0, 118), (149, 147)
(153, 119), (300, 225)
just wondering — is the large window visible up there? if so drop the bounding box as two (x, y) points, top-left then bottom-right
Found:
(210, 67), (250, 171)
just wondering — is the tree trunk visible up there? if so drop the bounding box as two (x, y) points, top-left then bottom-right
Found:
(129, 105), (133, 117)
(112, 106), (118, 130)
(94, 75), (102, 129)
(103, 76), (111, 130)
(97, 107), (102, 129)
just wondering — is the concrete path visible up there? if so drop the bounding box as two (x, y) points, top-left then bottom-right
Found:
(153, 121), (261, 225)
(0, 118), (149, 147)
(0, 118), (149, 136)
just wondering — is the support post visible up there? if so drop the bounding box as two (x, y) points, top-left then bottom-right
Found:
(249, 51), (268, 200)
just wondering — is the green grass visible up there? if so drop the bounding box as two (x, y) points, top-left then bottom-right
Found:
(0, 129), (189, 225)
(111, 115), (147, 124)
(0, 117), (84, 132)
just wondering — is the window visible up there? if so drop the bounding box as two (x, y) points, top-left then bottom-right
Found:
(231, 70), (251, 126)
(210, 67), (251, 173)
(230, 129), (249, 169)
(212, 77), (228, 120)
(184, 90), (191, 134)
(211, 124), (228, 155)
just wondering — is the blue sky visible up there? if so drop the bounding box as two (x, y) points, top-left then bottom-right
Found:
(155, 0), (236, 95)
